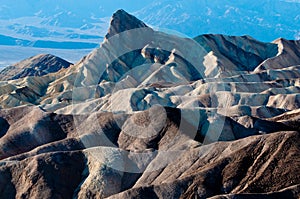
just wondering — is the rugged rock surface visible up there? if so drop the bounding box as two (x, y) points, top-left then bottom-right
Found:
(0, 54), (72, 81)
(0, 105), (299, 199)
(105, 9), (148, 39)
(0, 9), (299, 199)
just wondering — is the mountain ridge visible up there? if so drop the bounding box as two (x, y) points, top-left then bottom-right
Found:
(0, 54), (72, 81)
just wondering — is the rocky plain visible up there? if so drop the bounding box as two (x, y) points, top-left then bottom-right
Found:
(0, 10), (299, 199)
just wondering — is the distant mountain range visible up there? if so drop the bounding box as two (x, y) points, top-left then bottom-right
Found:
(136, 0), (300, 41)
(0, 0), (299, 51)
(0, 0), (152, 49)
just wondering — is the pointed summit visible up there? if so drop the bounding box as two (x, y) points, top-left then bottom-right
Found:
(105, 9), (148, 39)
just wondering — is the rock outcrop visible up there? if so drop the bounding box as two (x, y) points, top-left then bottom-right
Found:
(105, 9), (148, 39)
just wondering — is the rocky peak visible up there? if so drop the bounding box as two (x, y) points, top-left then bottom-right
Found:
(0, 54), (72, 81)
(105, 9), (148, 39)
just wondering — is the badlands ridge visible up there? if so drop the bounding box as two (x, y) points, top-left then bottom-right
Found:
(0, 10), (299, 199)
